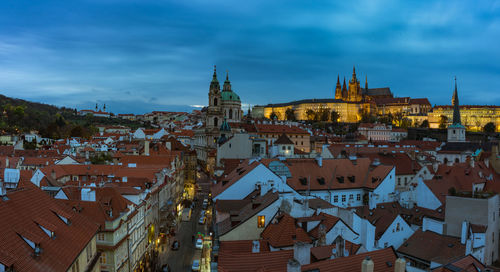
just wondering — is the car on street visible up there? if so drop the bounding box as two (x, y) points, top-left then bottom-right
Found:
(198, 216), (206, 224)
(161, 264), (171, 272)
(171, 240), (180, 250)
(195, 238), (203, 249)
(202, 199), (208, 209)
(191, 259), (200, 271)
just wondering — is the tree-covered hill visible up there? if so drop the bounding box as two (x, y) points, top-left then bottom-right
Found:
(0, 94), (146, 139)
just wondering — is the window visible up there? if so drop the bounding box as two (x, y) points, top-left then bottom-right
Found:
(214, 98), (218, 106)
(282, 146), (286, 150)
(396, 223), (400, 231)
(98, 233), (105, 241)
(287, 146), (291, 150)
(349, 194), (353, 200)
(384, 242), (388, 248)
(397, 178), (401, 185)
(100, 252), (107, 264)
(257, 216), (265, 228)
(334, 196), (338, 203)
(72, 259), (80, 272)
(342, 195), (346, 202)
(86, 244), (93, 262)
(356, 194), (361, 201)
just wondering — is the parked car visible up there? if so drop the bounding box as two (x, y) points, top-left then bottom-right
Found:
(161, 264), (171, 272)
(171, 240), (180, 250)
(195, 238), (203, 249)
(202, 199), (208, 209)
(198, 216), (206, 224)
(191, 259), (200, 271)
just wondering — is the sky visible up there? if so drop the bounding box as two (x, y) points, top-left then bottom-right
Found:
(0, 0), (499, 114)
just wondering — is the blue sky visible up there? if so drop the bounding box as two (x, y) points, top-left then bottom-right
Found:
(0, 0), (499, 114)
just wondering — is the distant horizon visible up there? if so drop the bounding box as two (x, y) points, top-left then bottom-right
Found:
(1, 1), (499, 113)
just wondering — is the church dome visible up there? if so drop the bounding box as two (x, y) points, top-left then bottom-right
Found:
(221, 90), (241, 102)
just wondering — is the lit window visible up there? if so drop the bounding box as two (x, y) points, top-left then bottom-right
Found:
(100, 252), (107, 264)
(257, 216), (265, 228)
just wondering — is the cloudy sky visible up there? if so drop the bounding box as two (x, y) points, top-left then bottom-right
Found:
(0, 0), (499, 114)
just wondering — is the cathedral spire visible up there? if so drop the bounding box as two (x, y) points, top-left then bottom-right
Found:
(212, 65), (217, 81)
(342, 77), (348, 99)
(335, 75), (342, 99)
(352, 66), (357, 81)
(452, 76), (461, 125)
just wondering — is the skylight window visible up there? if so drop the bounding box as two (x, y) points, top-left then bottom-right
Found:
(39, 225), (55, 238)
(54, 212), (70, 225)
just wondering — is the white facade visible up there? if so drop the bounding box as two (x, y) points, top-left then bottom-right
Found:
(376, 215), (414, 249)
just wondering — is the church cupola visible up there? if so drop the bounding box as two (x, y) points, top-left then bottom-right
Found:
(223, 71), (232, 92)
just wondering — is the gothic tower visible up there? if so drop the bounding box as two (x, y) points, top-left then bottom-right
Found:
(341, 77), (348, 100)
(348, 66), (362, 102)
(335, 75), (342, 100)
(447, 77), (466, 142)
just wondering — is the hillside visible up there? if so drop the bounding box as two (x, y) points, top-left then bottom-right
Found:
(0, 94), (146, 139)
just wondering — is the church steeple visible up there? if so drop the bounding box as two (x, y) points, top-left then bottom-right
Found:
(352, 66), (357, 82)
(341, 77), (348, 99)
(223, 71), (232, 92)
(335, 75), (342, 99)
(452, 76), (461, 125)
(210, 65), (220, 93)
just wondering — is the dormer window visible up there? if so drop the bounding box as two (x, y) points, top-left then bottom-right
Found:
(54, 212), (70, 225)
(39, 224), (55, 239)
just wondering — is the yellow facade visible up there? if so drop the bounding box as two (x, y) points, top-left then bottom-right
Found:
(263, 101), (373, 123)
(428, 106), (500, 132)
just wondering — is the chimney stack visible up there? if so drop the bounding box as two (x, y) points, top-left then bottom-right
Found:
(293, 241), (312, 266)
(286, 259), (301, 272)
(361, 257), (374, 272)
(394, 258), (406, 272)
(144, 140), (150, 156)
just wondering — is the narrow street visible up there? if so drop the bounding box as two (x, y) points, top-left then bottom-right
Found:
(160, 170), (213, 271)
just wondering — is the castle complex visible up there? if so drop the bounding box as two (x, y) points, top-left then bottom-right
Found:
(252, 66), (396, 123)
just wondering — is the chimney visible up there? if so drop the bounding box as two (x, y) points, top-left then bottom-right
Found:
(470, 159), (475, 168)
(166, 141), (171, 150)
(293, 241), (312, 266)
(461, 220), (468, 244)
(316, 155), (323, 167)
(5, 157), (9, 168)
(252, 240), (260, 253)
(361, 257), (374, 272)
(0, 179), (5, 197)
(286, 259), (301, 272)
(485, 158), (490, 168)
(144, 140), (150, 156)
(433, 162), (438, 173)
(394, 258), (406, 272)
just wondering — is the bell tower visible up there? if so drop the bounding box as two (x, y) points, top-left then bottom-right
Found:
(207, 65), (222, 129)
(447, 77), (466, 142)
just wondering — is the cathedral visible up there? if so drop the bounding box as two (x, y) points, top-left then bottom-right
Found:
(254, 66), (393, 122)
(194, 66), (243, 165)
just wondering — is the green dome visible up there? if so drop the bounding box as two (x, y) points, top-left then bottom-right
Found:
(221, 90), (240, 102)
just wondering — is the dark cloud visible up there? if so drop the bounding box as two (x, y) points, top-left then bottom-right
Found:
(0, 0), (499, 114)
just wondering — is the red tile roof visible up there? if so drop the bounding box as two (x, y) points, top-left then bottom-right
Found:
(211, 159), (261, 198)
(397, 229), (465, 264)
(302, 247), (398, 272)
(218, 247), (293, 272)
(0, 183), (98, 271)
(310, 241), (361, 261)
(261, 213), (312, 248)
(431, 255), (486, 272)
(261, 158), (393, 191)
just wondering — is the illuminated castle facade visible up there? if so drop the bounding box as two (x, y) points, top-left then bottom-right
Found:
(253, 66), (392, 123)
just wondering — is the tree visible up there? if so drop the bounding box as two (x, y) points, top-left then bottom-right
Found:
(285, 108), (296, 121)
(330, 110), (340, 124)
(318, 108), (330, 122)
(439, 115), (448, 129)
(420, 120), (429, 128)
(484, 122), (495, 133)
(306, 109), (316, 121)
(359, 108), (376, 123)
(269, 112), (278, 120)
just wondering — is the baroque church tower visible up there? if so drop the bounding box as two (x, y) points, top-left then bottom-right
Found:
(207, 65), (222, 129)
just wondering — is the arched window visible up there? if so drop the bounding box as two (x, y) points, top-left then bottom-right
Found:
(214, 117), (218, 127)
(214, 98), (218, 106)
(229, 109), (233, 119)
